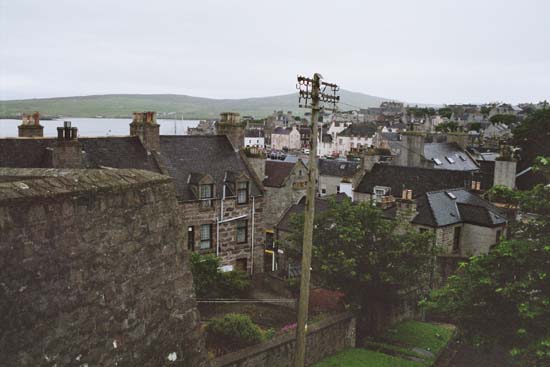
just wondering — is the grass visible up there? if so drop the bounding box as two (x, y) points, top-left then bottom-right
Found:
(313, 348), (424, 367)
(363, 340), (428, 360)
(381, 320), (455, 355)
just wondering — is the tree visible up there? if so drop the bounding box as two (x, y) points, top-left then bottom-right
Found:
(435, 121), (459, 132)
(513, 109), (550, 168)
(438, 107), (453, 119)
(425, 166), (550, 366)
(490, 113), (518, 125)
(285, 199), (437, 332)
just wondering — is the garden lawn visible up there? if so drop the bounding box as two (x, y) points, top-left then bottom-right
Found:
(382, 320), (455, 355)
(313, 349), (424, 367)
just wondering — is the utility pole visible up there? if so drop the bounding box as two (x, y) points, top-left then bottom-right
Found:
(294, 74), (339, 367)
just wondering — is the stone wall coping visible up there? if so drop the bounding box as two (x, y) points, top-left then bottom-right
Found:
(0, 168), (173, 203)
(210, 311), (355, 367)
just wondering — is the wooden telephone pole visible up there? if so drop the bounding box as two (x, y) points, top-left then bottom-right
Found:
(294, 74), (339, 367)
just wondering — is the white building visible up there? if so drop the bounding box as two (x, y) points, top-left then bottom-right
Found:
(244, 129), (265, 148)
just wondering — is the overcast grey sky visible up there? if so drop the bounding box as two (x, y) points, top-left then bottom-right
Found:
(1, 0), (549, 104)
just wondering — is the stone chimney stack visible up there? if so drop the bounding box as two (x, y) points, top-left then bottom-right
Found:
(395, 131), (425, 167)
(447, 132), (469, 150)
(52, 121), (82, 168)
(18, 112), (44, 138)
(494, 145), (517, 189)
(130, 111), (160, 152)
(216, 112), (245, 152)
(395, 190), (417, 224)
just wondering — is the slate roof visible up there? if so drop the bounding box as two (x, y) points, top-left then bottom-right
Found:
(339, 123), (377, 137)
(411, 188), (507, 228)
(158, 135), (262, 200)
(423, 143), (479, 171)
(276, 193), (349, 232)
(0, 136), (159, 171)
(245, 129), (264, 138)
(380, 132), (400, 141)
(273, 127), (292, 135)
(355, 164), (480, 197)
(318, 159), (359, 178)
(263, 161), (298, 187)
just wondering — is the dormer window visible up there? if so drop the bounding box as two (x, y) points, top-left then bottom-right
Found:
(200, 184), (214, 207)
(237, 181), (249, 204)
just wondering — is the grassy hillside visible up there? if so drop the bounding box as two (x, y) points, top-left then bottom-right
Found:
(0, 90), (390, 119)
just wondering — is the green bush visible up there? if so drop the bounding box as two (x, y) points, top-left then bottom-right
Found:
(206, 313), (265, 350)
(190, 253), (251, 298)
(219, 270), (251, 297)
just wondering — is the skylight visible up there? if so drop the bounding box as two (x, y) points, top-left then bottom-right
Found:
(446, 192), (457, 200)
(433, 158), (443, 165)
(340, 164), (346, 169)
(446, 156), (455, 164)
(458, 155), (466, 161)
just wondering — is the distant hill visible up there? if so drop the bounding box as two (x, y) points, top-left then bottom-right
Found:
(0, 90), (391, 119)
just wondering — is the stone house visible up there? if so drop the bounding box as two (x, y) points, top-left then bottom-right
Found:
(483, 123), (511, 139)
(399, 188), (507, 256)
(270, 126), (301, 151)
(334, 123), (377, 157)
(394, 131), (479, 171)
(354, 164), (485, 203)
(318, 158), (360, 198)
(261, 159), (308, 271)
(244, 129), (265, 148)
(0, 112), (265, 274)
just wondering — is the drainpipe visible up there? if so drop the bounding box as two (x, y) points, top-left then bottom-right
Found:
(251, 195), (255, 275)
(217, 176), (227, 257)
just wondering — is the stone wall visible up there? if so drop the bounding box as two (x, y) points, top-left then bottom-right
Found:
(461, 224), (502, 256)
(0, 168), (208, 367)
(210, 312), (356, 367)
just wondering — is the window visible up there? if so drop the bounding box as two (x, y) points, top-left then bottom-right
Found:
(200, 184), (214, 208)
(188, 226), (195, 251)
(237, 220), (248, 243)
(336, 185), (340, 193)
(419, 228), (428, 233)
(452, 226), (461, 253)
(200, 224), (212, 249)
(237, 181), (249, 204)
(445, 156), (455, 164)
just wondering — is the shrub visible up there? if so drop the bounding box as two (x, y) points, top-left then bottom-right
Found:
(219, 270), (251, 297)
(190, 253), (251, 298)
(206, 313), (265, 351)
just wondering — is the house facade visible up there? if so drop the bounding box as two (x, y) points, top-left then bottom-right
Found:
(271, 126), (301, 151)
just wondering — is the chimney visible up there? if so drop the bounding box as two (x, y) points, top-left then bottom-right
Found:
(396, 190), (417, 224)
(447, 132), (469, 150)
(51, 121), (82, 168)
(396, 131), (425, 167)
(494, 145), (517, 189)
(130, 111), (160, 152)
(216, 112), (245, 152)
(18, 112), (44, 138)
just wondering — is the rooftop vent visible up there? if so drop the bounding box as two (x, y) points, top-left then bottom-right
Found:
(433, 158), (443, 165)
(446, 156), (455, 164)
(446, 191), (457, 200)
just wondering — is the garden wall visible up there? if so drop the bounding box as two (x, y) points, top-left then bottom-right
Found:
(211, 312), (356, 367)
